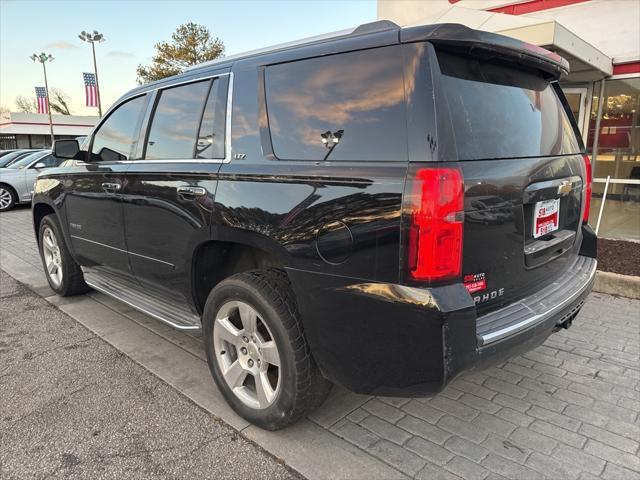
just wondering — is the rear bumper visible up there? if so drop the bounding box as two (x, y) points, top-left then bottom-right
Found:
(288, 255), (596, 396)
(476, 255), (596, 346)
(475, 256), (595, 371)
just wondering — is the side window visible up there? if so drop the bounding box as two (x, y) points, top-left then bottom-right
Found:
(34, 154), (63, 168)
(264, 46), (407, 161)
(196, 76), (228, 159)
(91, 95), (146, 162)
(145, 80), (211, 160)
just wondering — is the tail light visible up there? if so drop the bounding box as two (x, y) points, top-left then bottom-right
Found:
(407, 168), (464, 282)
(583, 154), (592, 223)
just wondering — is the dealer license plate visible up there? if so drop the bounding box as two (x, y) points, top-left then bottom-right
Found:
(533, 198), (560, 238)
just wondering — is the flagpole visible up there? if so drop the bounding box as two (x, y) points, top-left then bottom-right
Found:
(91, 42), (102, 117)
(30, 52), (55, 147)
(79, 30), (105, 118)
(42, 62), (55, 146)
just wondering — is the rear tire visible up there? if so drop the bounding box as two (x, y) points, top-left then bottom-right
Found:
(38, 214), (89, 296)
(0, 185), (16, 212)
(203, 269), (331, 430)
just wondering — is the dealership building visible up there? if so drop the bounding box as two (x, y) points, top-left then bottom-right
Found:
(0, 112), (98, 150)
(379, 0), (640, 241)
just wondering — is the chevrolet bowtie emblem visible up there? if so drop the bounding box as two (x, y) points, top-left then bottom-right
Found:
(558, 181), (573, 195)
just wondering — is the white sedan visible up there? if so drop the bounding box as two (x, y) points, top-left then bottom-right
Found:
(0, 150), (64, 211)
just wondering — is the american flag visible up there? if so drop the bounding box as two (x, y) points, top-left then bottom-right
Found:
(84, 72), (99, 107)
(35, 87), (49, 114)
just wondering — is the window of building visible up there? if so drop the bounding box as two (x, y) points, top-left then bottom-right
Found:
(264, 46), (407, 161)
(15, 135), (30, 149)
(589, 78), (640, 180)
(587, 77), (640, 240)
(196, 76), (228, 159)
(31, 135), (49, 149)
(92, 95), (146, 161)
(0, 135), (17, 149)
(145, 80), (211, 160)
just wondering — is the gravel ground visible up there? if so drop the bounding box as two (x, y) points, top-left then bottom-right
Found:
(0, 270), (302, 480)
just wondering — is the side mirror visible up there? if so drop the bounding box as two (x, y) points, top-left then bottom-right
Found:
(34, 162), (46, 169)
(54, 139), (80, 159)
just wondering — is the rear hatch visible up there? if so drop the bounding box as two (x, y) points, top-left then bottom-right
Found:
(427, 36), (588, 315)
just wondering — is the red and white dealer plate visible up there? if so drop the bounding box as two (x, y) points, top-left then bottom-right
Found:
(533, 198), (560, 238)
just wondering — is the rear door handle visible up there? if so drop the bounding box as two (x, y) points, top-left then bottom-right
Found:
(177, 186), (207, 198)
(101, 182), (121, 192)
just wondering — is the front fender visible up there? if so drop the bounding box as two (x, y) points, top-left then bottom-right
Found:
(32, 177), (71, 251)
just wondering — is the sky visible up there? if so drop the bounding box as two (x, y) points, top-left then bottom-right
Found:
(0, 0), (376, 116)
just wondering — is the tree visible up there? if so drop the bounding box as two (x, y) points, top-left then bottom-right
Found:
(14, 89), (72, 115)
(15, 96), (37, 113)
(49, 88), (71, 115)
(136, 22), (224, 84)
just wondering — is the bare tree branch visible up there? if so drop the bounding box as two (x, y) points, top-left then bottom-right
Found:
(14, 89), (72, 115)
(49, 88), (72, 115)
(15, 96), (37, 113)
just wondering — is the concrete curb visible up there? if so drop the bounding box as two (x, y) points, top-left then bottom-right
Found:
(0, 248), (406, 480)
(593, 270), (640, 299)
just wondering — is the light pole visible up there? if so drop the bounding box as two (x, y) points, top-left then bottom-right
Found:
(30, 52), (55, 146)
(79, 30), (105, 117)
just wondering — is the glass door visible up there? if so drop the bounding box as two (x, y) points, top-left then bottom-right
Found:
(563, 87), (588, 139)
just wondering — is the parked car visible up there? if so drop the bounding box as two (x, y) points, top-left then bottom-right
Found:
(0, 150), (63, 211)
(0, 149), (40, 168)
(33, 21), (596, 430)
(0, 149), (18, 158)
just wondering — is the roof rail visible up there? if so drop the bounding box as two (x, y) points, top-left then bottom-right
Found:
(184, 20), (400, 72)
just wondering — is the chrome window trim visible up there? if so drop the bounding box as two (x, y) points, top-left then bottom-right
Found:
(97, 72), (234, 165)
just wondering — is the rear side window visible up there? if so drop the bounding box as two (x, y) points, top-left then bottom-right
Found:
(145, 80), (211, 160)
(196, 76), (228, 159)
(92, 95), (146, 161)
(437, 49), (581, 161)
(264, 46), (407, 161)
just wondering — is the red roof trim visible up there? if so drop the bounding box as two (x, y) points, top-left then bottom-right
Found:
(612, 61), (640, 75)
(489, 0), (591, 15)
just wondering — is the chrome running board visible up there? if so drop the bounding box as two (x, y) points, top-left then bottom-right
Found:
(83, 269), (201, 331)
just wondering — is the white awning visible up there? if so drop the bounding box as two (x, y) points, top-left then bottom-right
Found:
(0, 123), (94, 136)
(402, 5), (614, 81)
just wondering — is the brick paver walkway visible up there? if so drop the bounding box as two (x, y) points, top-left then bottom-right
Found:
(1, 206), (639, 480)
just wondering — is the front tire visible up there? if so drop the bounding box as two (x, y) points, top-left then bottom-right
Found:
(0, 185), (17, 212)
(38, 214), (89, 296)
(203, 269), (331, 430)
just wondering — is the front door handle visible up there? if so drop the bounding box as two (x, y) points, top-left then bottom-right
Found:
(101, 182), (121, 192)
(177, 186), (207, 198)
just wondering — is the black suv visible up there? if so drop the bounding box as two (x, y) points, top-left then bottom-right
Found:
(33, 21), (597, 430)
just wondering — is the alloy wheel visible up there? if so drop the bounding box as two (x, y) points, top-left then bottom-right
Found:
(0, 187), (12, 210)
(213, 300), (281, 409)
(42, 226), (63, 288)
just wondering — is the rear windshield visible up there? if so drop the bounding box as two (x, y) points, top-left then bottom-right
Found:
(436, 49), (581, 161)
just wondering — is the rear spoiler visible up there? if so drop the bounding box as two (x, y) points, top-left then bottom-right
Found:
(401, 23), (569, 79)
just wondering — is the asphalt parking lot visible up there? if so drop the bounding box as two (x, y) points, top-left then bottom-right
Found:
(0, 270), (300, 480)
(1, 205), (639, 480)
